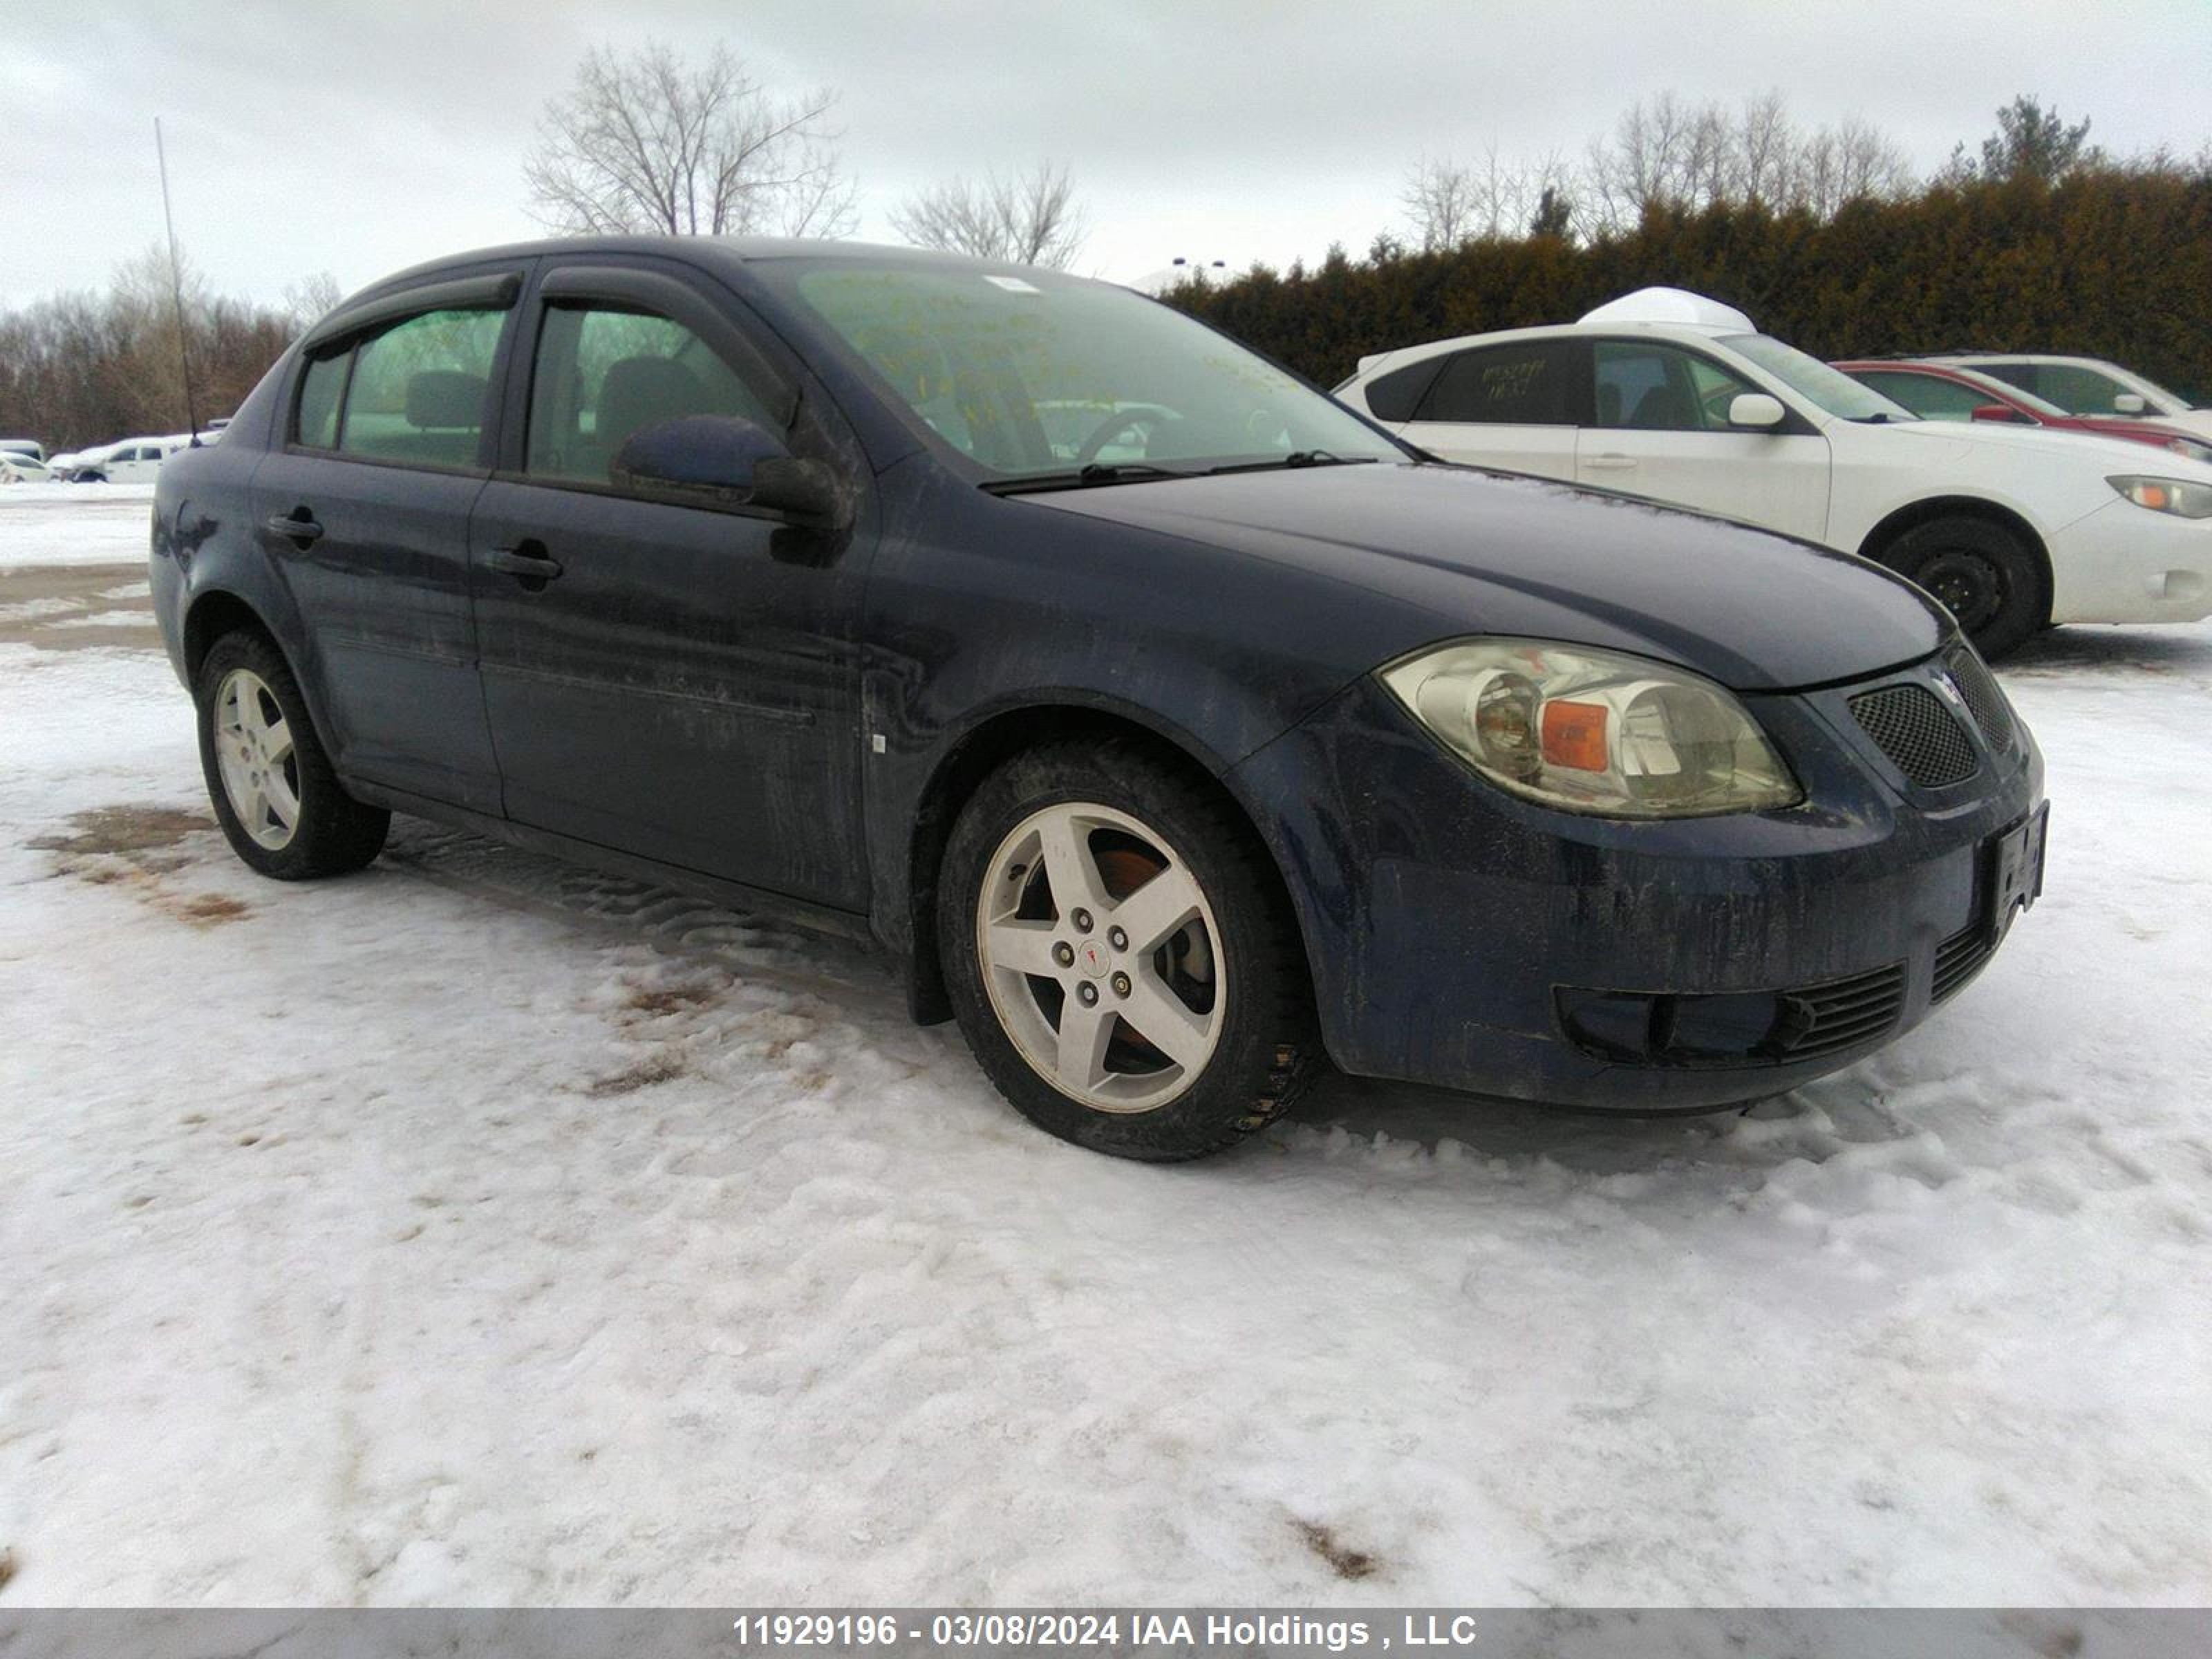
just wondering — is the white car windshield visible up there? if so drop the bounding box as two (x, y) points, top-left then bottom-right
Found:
(1723, 334), (1915, 422)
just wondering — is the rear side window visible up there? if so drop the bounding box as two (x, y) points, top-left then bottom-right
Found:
(306, 308), (505, 469)
(1417, 342), (1580, 426)
(1360, 357), (1446, 422)
(524, 305), (784, 487)
(295, 351), (347, 449)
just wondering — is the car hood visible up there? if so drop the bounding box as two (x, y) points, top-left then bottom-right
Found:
(1859, 413), (2212, 474)
(1023, 462), (1945, 692)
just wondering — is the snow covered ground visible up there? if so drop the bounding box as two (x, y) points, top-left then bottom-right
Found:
(2, 489), (2209, 1609)
(0, 483), (155, 569)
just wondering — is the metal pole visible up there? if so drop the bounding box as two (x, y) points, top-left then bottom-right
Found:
(155, 116), (201, 442)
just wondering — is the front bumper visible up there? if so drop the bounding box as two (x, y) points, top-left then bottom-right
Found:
(2047, 496), (2212, 624)
(1230, 647), (2043, 1112)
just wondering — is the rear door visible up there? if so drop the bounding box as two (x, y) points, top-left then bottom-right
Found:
(467, 259), (870, 908)
(1392, 337), (1584, 480)
(1577, 338), (1831, 541)
(250, 270), (523, 813)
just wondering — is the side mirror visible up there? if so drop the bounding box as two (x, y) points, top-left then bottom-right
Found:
(1727, 393), (1786, 430)
(2112, 393), (2148, 415)
(610, 415), (852, 527)
(1970, 403), (2028, 424)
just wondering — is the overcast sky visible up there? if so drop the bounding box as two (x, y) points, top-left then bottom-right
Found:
(3, 0), (2205, 310)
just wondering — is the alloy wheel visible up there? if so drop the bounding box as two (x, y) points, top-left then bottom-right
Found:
(974, 800), (1224, 1113)
(213, 668), (301, 850)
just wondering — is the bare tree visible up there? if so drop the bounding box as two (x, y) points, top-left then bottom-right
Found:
(1580, 91), (1916, 231)
(281, 272), (344, 332)
(523, 41), (856, 238)
(1403, 144), (1575, 249)
(888, 162), (1086, 268)
(1399, 155), (1483, 250)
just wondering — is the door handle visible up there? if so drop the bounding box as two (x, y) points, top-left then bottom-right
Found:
(263, 508), (324, 546)
(485, 543), (563, 583)
(1584, 454), (1638, 471)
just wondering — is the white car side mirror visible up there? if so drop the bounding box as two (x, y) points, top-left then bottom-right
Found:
(2112, 393), (2148, 415)
(1728, 393), (1787, 430)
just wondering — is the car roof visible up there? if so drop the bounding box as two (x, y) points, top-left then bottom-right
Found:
(1933, 353), (2115, 368)
(1352, 317), (1742, 382)
(344, 234), (1062, 308)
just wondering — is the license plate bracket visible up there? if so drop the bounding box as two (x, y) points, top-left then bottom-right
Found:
(1984, 802), (2049, 941)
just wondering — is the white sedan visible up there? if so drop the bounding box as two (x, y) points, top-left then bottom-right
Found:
(1334, 288), (2212, 657)
(1936, 353), (2212, 444)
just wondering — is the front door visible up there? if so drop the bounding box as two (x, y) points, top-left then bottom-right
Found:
(469, 264), (870, 908)
(1577, 339), (1832, 542)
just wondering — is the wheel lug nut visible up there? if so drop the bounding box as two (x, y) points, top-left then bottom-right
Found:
(1111, 972), (1131, 997)
(1076, 982), (1099, 1006)
(1052, 941), (1076, 968)
(1108, 926), (1127, 950)
(1071, 908), (1093, 933)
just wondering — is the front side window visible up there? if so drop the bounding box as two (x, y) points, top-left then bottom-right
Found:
(1418, 341), (1579, 426)
(332, 308), (505, 468)
(2023, 362), (2172, 416)
(524, 305), (782, 487)
(778, 263), (1403, 478)
(1593, 341), (1759, 432)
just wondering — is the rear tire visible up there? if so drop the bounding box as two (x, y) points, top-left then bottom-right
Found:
(939, 740), (1318, 1161)
(1876, 514), (2044, 660)
(195, 630), (388, 879)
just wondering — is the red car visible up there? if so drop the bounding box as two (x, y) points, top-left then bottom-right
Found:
(1833, 359), (2212, 465)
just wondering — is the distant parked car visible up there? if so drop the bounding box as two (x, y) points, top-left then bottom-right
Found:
(0, 453), (53, 483)
(1933, 354), (2212, 443)
(1335, 288), (2212, 657)
(1833, 359), (2212, 466)
(66, 435), (194, 483)
(0, 438), (46, 463)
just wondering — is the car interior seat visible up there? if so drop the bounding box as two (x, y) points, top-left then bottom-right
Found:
(594, 357), (713, 479)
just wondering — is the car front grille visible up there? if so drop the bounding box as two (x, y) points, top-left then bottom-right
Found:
(1931, 922), (1996, 1004)
(1767, 962), (1909, 1059)
(1848, 684), (1978, 788)
(1942, 644), (2014, 751)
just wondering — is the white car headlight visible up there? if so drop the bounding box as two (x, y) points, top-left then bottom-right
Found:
(1380, 638), (1801, 818)
(2109, 475), (2212, 519)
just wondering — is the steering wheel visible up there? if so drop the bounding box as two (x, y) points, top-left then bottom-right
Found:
(1076, 406), (1170, 465)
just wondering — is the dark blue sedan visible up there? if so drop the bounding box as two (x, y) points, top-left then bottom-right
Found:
(151, 236), (2045, 1160)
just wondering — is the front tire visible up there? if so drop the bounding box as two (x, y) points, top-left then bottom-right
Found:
(939, 740), (1318, 1161)
(195, 630), (388, 879)
(1877, 514), (2045, 660)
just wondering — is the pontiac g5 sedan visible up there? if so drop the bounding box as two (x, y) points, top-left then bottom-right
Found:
(151, 238), (2045, 1161)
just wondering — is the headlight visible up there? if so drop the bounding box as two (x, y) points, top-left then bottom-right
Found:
(2108, 474), (2212, 518)
(1380, 638), (1801, 818)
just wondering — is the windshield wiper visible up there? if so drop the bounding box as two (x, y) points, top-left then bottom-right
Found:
(1204, 449), (1378, 475)
(981, 462), (1194, 495)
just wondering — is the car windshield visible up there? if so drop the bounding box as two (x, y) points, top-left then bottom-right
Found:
(778, 261), (1404, 481)
(1722, 334), (1915, 422)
